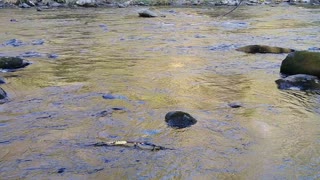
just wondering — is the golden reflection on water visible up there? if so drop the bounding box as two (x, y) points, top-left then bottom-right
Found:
(0, 6), (320, 179)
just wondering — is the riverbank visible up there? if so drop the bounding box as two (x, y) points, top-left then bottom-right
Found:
(0, 0), (319, 10)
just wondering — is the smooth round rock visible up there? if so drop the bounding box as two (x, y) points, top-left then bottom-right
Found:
(165, 111), (197, 129)
(0, 56), (29, 69)
(280, 51), (320, 77)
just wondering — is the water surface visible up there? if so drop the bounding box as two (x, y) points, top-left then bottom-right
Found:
(0, 6), (320, 179)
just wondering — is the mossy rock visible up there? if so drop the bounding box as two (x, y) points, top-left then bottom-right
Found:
(0, 56), (29, 69)
(165, 111), (197, 129)
(236, 45), (295, 54)
(280, 51), (320, 77)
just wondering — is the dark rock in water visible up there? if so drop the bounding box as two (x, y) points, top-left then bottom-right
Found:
(275, 74), (320, 91)
(165, 111), (197, 129)
(308, 47), (320, 52)
(194, 34), (206, 38)
(102, 93), (128, 100)
(4, 39), (24, 47)
(236, 45), (295, 54)
(280, 51), (320, 77)
(10, 19), (17, 22)
(57, 168), (66, 174)
(99, 24), (108, 32)
(0, 57), (29, 69)
(0, 87), (7, 99)
(31, 39), (45, 45)
(228, 102), (242, 108)
(0, 77), (5, 84)
(19, 51), (42, 58)
(138, 9), (158, 18)
(48, 54), (58, 59)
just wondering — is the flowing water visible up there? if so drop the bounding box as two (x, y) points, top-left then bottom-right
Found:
(0, 5), (320, 179)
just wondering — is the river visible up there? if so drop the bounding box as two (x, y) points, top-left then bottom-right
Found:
(0, 5), (319, 179)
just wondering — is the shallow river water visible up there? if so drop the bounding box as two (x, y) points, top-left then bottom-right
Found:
(0, 5), (320, 179)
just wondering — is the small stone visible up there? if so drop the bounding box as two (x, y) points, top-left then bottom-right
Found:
(228, 102), (242, 108)
(102, 93), (128, 100)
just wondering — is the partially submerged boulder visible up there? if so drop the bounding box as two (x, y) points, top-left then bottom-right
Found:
(0, 56), (29, 69)
(236, 45), (295, 54)
(165, 111), (197, 129)
(280, 51), (320, 77)
(0, 87), (7, 99)
(138, 9), (158, 18)
(275, 74), (320, 91)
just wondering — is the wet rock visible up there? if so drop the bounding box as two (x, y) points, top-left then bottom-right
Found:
(138, 9), (158, 18)
(275, 74), (320, 91)
(31, 39), (45, 45)
(48, 54), (58, 59)
(3, 39), (24, 47)
(280, 51), (320, 77)
(99, 24), (108, 32)
(308, 47), (320, 52)
(102, 93), (128, 100)
(49, 2), (63, 7)
(215, 0), (239, 6)
(165, 111), (197, 129)
(0, 57), (29, 69)
(0, 87), (7, 99)
(236, 45), (295, 54)
(76, 0), (97, 7)
(57, 168), (66, 174)
(228, 102), (242, 108)
(19, 51), (42, 58)
(0, 77), (5, 84)
(19, 3), (31, 8)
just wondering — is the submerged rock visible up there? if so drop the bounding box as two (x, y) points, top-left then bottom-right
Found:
(280, 51), (320, 77)
(3, 39), (25, 47)
(138, 9), (158, 18)
(228, 102), (242, 108)
(102, 93), (128, 100)
(275, 74), (320, 91)
(165, 111), (197, 129)
(0, 57), (29, 69)
(0, 87), (7, 99)
(236, 45), (295, 54)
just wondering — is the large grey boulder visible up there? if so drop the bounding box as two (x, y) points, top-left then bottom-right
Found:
(280, 51), (320, 77)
